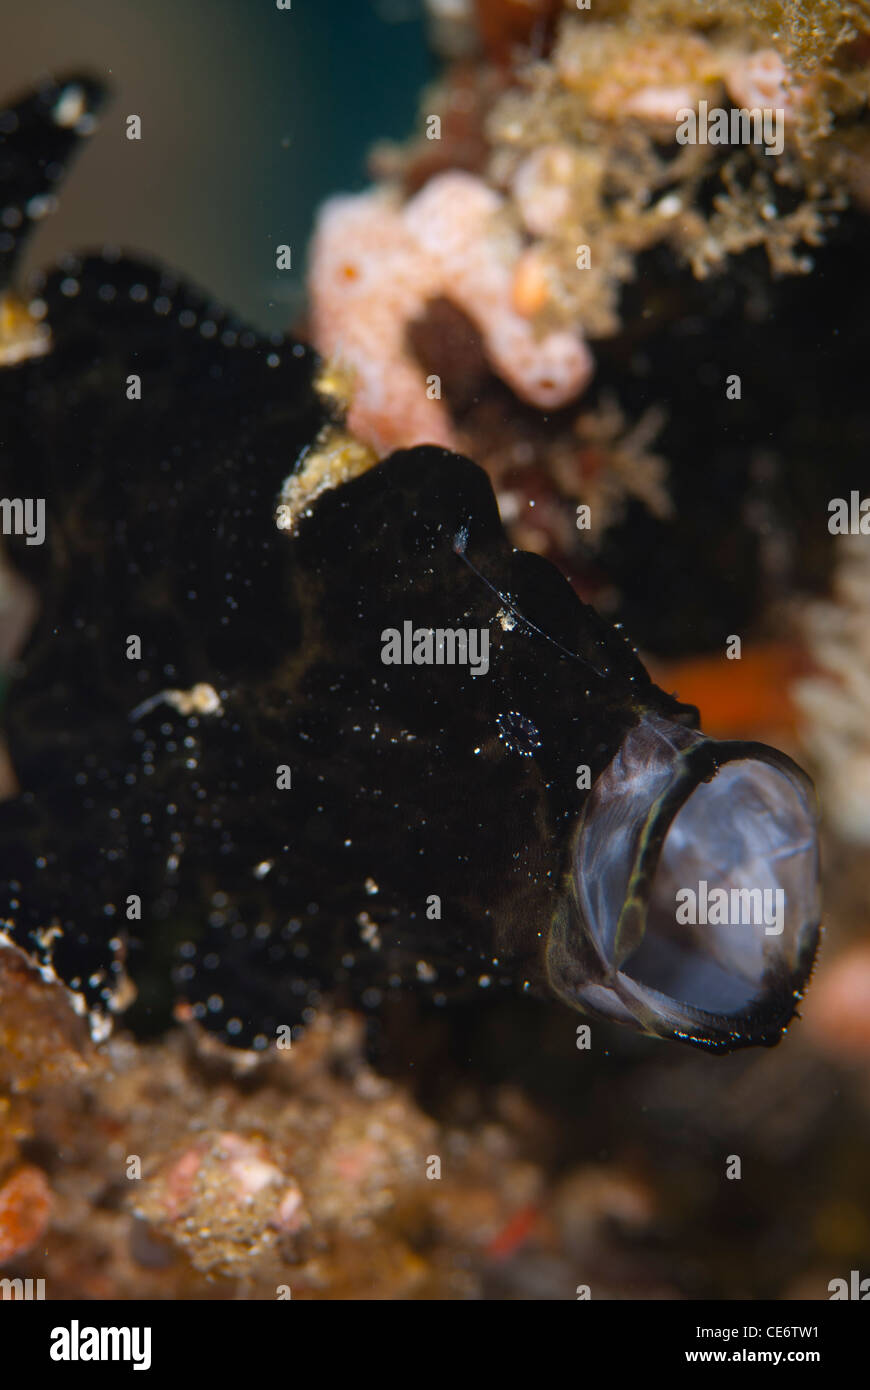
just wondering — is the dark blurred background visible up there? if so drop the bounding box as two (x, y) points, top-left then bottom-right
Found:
(0, 0), (433, 330)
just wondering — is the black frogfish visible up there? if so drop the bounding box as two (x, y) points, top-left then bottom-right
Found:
(0, 76), (820, 1054)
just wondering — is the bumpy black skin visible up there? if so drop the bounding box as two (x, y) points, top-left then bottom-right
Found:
(0, 74), (700, 1047)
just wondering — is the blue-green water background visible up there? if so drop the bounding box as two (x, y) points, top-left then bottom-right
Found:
(0, 0), (434, 330)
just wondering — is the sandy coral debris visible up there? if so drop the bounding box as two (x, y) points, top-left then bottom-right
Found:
(0, 975), (579, 1299)
(0, 1165), (53, 1263)
(135, 1131), (308, 1274)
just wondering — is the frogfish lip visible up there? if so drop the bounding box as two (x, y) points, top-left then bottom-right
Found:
(546, 711), (822, 1051)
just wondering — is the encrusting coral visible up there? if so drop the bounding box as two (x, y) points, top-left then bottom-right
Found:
(307, 0), (870, 551)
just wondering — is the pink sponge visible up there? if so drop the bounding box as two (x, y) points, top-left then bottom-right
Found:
(308, 171), (593, 456)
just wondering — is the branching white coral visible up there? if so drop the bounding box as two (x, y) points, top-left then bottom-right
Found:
(793, 535), (870, 843)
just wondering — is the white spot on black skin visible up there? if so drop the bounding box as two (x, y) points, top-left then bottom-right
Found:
(50, 83), (98, 136)
(26, 193), (57, 221)
(357, 911), (381, 950)
(129, 682), (224, 722)
(52, 84), (87, 130)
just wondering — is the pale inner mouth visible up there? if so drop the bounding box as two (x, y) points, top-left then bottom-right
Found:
(571, 713), (820, 1024)
(622, 760), (819, 1013)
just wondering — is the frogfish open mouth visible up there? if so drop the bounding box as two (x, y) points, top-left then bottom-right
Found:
(0, 74), (821, 1054)
(549, 713), (820, 1050)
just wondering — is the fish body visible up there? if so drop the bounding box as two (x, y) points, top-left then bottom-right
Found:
(0, 77), (820, 1052)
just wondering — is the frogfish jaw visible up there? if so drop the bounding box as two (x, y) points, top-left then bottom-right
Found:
(546, 711), (821, 1052)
